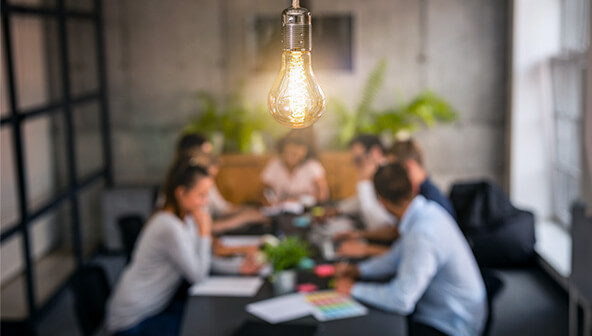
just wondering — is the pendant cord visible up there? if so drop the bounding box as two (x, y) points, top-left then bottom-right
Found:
(292, 0), (299, 8)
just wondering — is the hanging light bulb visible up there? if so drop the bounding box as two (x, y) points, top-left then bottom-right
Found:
(268, 1), (326, 129)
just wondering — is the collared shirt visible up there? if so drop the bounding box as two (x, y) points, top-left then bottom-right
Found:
(420, 177), (456, 220)
(351, 196), (486, 336)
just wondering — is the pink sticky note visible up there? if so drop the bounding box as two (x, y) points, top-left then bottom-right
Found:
(297, 283), (318, 293)
(315, 264), (335, 278)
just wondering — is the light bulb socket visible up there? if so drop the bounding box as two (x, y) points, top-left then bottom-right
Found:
(281, 7), (312, 51)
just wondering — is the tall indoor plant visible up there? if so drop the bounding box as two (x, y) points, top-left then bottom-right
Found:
(183, 92), (280, 154)
(331, 60), (459, 148)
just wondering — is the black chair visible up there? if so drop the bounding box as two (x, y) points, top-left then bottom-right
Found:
(569, 202), (592, 336)
(70, 264), (111, 336)
(117, 214), (144, 264)
(481, 268), (505, 336)
(450, 181), (536, 267)
(0, 321), (37, 336)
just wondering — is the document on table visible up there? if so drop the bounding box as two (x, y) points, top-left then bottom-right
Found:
(246, 293), (313, 324)
(189, 276), (263, 297)
(218, 235), (263, 247)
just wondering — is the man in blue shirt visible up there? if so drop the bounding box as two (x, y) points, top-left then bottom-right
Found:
(336, 138), (456, 257)
(336, 163), (486, 336)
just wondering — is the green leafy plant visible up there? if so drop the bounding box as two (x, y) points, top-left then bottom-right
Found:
(330, 60), (459, 147)
(263, 236), (311, 273)
(183, 92), (281, 153)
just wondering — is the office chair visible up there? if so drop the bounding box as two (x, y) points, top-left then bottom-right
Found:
(481, 268), (505, 336)
(569, 202), (592, 336)
(117, 214), (144, 264)
(70, 264), (111, 336)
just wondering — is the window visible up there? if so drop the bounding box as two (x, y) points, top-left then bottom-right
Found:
(550, 0), (590, 226)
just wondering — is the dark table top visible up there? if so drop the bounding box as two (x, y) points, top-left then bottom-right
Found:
(180, 272), (406, 336)
(181, 214), (406, 336)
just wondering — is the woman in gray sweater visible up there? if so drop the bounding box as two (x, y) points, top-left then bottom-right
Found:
(107, 156), (213, 336)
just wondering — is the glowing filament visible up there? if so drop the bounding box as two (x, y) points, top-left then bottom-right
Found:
(286, 52), (309, 124)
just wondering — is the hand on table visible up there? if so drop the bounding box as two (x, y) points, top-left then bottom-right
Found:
(213, 238), (260, 257)
(335, 277), (355, 295)
(240, 251), (262, 275)
(241, 208), (269, 225)
(337, 240), (370, 258)
(333, 230), (361, 242)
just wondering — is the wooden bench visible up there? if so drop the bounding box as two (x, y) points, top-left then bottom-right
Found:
(215, 152), (358, 205)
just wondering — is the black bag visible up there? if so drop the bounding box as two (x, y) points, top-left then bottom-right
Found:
(450, 181), (536, 267)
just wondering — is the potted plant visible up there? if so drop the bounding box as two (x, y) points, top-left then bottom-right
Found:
(330, 60), (459, 148)
(183, 92), (282, 154)
(262, 235), (311, 295)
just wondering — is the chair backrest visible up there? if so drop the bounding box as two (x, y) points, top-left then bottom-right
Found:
(70, 264), (111, 336)
(117, 214), (144, 263)
(571, 202), (592, 303)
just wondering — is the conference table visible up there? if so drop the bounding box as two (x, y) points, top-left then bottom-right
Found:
(179, 274), (406, 336)
(180, 214), (407, 336)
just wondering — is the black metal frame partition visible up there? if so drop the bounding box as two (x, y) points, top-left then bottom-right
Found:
(0, 0), (112, 326)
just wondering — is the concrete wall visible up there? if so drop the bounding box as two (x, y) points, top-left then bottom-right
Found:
(104, 0), (509, 192)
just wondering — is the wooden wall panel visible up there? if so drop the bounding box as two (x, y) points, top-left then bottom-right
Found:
(215, 152), (357, 205)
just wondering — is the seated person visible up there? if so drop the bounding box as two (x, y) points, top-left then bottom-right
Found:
(261, 129), (329, 205)
(336, 134), (395, 230)
(107, 157), (213, 336)
(182, 151), (265, 275)
(336, 137), (456, 258)
(175, 133), (268, 234)
(335, 163), (486, 336)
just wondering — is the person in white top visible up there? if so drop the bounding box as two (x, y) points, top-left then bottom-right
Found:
(332, 135), (394, 224)
(260, 129), (330, 205)
(107, 156), (213, 336)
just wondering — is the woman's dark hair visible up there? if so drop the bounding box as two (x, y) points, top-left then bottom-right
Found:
(373, 162), (413, 205)
(162, 155), (210, 218)
(177, 133), (208, 154)
(276, 128), (318, 160)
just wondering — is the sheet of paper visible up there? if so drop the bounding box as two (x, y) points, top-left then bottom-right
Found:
(189, 276), (263, 297)
(218, 235), (263, 247)
(246, 293), (313, 324)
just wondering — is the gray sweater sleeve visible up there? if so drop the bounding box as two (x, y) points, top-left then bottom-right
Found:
(161, 223), (212, 284)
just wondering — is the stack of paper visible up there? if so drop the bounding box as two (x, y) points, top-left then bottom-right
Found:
(246, 293), (312, 324)
(246, 291), (368, 324)
(189, 277), (263, 297)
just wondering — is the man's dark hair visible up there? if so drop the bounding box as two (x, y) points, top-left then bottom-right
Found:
(387, 138), (424, 167)
(177, 133), (207, 153)
(373, 162), (413, 205)
(349, 134), (384, 153)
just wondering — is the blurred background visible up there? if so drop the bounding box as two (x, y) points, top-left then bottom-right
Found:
(0, 0), (590, 335)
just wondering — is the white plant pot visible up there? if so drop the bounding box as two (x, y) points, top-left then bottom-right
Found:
(272, 270), (296, 295)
